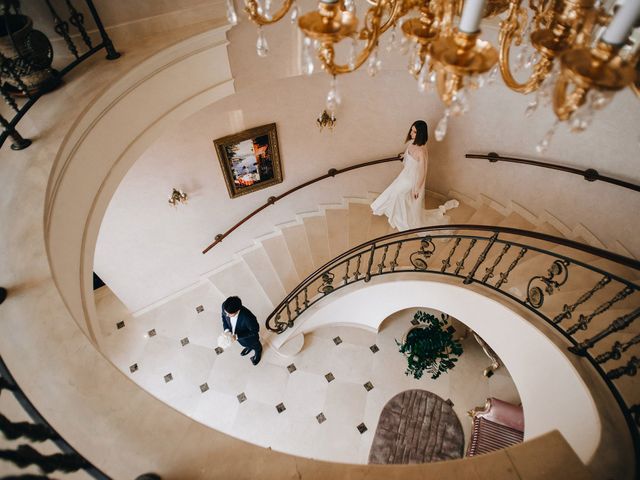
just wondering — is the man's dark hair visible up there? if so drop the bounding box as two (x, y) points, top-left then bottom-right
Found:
(223, 296), (242, 314)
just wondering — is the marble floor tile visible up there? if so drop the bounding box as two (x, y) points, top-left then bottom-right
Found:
(323, 381), (368, 427)
(191, 390), (240, 433)
(282, 370), (327, 420)
(244, 361), (290, 406)
(328, 343), (373, 384)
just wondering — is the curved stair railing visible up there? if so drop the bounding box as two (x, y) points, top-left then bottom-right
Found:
(0, 355), (110, 479)
(0, 0), (120, 151)
(265, 224), (640, 470)
(202, 155), (403, 254)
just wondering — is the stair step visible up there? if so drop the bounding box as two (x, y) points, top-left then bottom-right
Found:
(240, 246), (287, 306)
(207, 261), (274, 321)
(348, 202), (372, 248)
(368, 212), (392, 240)
(464, 204), (505, 226)
(303, 215), (331, 269)
(446, 201), (476, 224)
(325, 208), (349, 257)
(259, 234), (301, 292)
(280, 223), (316, 280)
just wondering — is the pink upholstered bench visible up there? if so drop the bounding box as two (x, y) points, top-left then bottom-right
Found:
(465, 397), (524, 457)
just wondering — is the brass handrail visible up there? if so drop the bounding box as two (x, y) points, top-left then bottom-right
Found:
(466, 152), (640, 193)
(202, 155), (403, 254)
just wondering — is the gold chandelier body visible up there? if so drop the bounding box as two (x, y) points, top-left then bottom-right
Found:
(240, 0), (639, 124)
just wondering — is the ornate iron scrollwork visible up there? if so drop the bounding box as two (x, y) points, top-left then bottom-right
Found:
(566, 286), (634, 335)
(607, 356), (640, 380)
(410, 236), (436, 270)
(526, 259), (570, 308)
(553, 275), (611, 324)
(318, 272), (335, 294)
(595, 334), (640, 364)
(569, 307), (640, 356)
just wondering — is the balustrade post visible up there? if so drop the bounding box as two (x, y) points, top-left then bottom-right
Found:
(464, 233), (498, 284)
(0, 115), (31, 150)
(83, 0), (120, 60)
(364, 243), (376, 282)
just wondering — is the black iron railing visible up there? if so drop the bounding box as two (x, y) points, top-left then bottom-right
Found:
(0, 355), (110, 478)
(265, 225), (640, 470)
(0, 0), (119, 151)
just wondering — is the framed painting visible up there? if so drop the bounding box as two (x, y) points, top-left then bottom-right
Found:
(214, 123), (283, 199)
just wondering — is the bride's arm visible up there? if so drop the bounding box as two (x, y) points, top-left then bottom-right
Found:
(412, 148), (428, 199)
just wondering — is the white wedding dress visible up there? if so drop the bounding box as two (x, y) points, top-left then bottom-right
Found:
(371, 145), (459, 231)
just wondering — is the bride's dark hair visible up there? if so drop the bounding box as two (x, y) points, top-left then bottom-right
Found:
(406, 120), (428, 146)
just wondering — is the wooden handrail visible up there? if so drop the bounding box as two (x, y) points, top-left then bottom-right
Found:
(466, 152), (640, 193)
(202, 155), (403, 254)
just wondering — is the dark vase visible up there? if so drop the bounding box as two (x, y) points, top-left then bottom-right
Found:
(0, 13), (60, 95)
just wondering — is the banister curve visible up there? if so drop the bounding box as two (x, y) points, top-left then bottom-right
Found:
(202, 155), (403, 254)
(466, 152), (640, 193)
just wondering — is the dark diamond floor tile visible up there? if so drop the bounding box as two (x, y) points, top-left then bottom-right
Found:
(116, 321), (125, 329)
(369, 344), (379, 353)
(410, 318), (420, 326)
(164, 373), (173, 383)
(333, 336), (342, 345)
(287, 363), (297, 374)
(181, 337), (190, 346)
(324, 372), (335, 383)
(200, 383), (209, 393)
(215, 347), (224, 355)
(364, 381), (374, 392)
(276, 402), (286, 413)
(357, 422), (368, 434)
(237, 392), (247, 403)
(316, 413), (326, 424)
(129, 363), (138, 373)
(148, 328), (156, 337)
(196, 305), (204, 313)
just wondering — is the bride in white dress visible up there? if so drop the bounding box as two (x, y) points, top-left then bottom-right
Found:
(371, 120), (458, 230)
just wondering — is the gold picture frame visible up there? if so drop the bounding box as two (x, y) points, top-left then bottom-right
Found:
(214, 123), (283, 199)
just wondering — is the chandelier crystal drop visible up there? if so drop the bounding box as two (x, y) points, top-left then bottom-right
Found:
(226, 0), (238, 25)
(535, 121), (559, 154)
(367, 48), (382, 77)
(237, 0), (640, 139)
(256, 27), (269, 57)
(434, 109), (450, 142)
(326, 76), (342, 113)
(290, 2), (300, 22)
(302, 36), (314, 75)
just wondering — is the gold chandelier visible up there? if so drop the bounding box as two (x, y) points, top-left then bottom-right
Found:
(226, 0), (640, 151)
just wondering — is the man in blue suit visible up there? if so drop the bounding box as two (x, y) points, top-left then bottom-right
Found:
(221, 296), (262, 365)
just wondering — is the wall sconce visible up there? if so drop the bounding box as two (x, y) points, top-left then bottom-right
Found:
(316, 110), (336, 131)
(168, 188), (188, 207)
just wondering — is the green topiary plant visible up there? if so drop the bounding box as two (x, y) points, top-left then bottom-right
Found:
(396, 310), (464, 380)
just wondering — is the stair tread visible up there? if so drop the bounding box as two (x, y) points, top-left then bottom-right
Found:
(260, 235), (301, 291)
(325, 208), (350, 257)
(281, 224), (316, 279)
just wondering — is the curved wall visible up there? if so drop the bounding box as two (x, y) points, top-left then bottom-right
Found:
(273, 275), (603, 463)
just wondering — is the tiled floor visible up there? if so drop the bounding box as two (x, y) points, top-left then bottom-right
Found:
(100, 282), (521, 464)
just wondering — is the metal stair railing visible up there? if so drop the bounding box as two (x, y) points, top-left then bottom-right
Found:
(264, 224), (640, 476)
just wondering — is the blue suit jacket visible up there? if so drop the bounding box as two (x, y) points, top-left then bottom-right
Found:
(221, 306), (260, 347)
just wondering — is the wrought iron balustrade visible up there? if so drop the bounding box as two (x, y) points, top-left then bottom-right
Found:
(0, 355), (109, 478)
(265, 224), (640, 469)
(0, 0), (119, 151)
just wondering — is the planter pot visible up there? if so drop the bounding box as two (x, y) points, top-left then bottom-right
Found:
(0, 14), (60, 96)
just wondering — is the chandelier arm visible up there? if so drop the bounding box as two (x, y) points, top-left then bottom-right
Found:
(323, 0), (392, 75)
(244, 0), (294, 26)
(552, 71), (587, 121)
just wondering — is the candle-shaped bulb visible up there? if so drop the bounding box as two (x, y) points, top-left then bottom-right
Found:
(459, 0), (487, 33)
(602, 0), (640, 45)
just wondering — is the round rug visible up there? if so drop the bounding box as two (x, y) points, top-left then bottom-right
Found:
(368, 389), (464, 464)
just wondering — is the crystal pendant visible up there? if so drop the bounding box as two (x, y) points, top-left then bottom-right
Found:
(290, 2), (300, 22)
(417, 61), (429, 93)
(569, 105), (593, 133)
(449, 89), (469, 117)
(524, 51), (540, 69)
(367, 49), (381, 77)
(435, 110), (450, 141)
(486, 65), (499, 85)
(535, 121), (558, 153)
(347, 37), (357, 70)
(409, 48), (422, 76)
(226, 0), (238, 25)
(256, 28), (269, 57)
(326, 76), (341, 114)
(514, 46), (529, 72)
(399, 36), (409, 55)
(263, 0), (272, 20)
(589, 89), (613, 110)
(524, 99), (538, 117)
(386, 27), (396, 52)
(344, 0), (355, 12)
(302, 37), (314, 75)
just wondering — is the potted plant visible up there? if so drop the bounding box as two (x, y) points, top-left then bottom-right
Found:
(397, 310), (464, 380)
